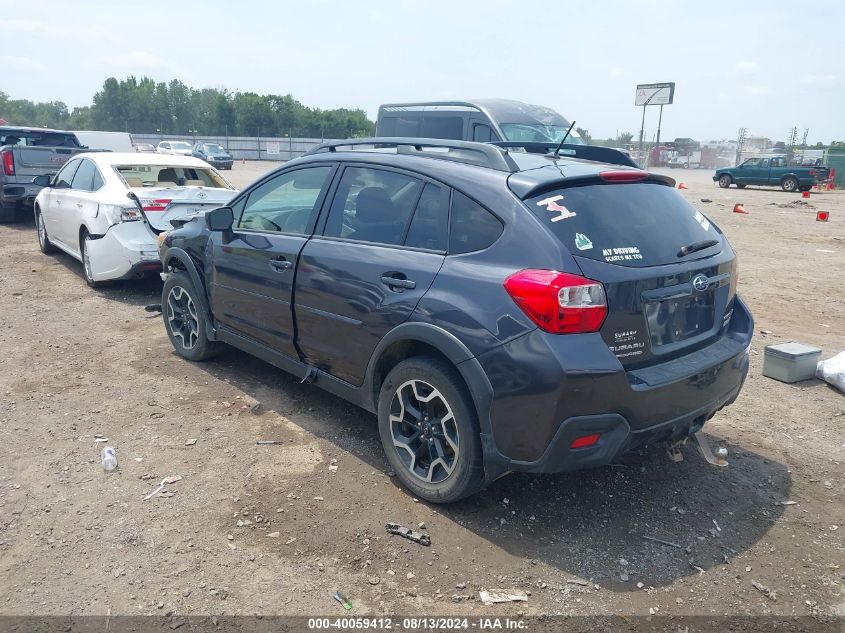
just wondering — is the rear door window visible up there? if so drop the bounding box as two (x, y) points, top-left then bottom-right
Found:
(71, 160), (96, 191)
(323, 166), (422, 246)
(526, 182), (721, 267)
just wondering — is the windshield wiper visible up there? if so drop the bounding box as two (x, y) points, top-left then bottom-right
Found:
(677, 239), (719, 258)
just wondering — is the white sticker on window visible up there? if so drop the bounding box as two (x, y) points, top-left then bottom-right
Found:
(602, 246), (643, 262)
(536, 194), (576, 222)
(693, 210), (711, 232)
(574, 233), (593, 250)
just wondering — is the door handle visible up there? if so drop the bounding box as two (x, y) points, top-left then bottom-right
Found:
(380, 275), (416, 290)
(269, 258), (292, 272)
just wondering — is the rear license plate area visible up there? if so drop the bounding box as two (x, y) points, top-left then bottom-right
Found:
(644, 293), (715, 347)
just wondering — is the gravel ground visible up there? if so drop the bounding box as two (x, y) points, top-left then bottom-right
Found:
(0, 161), (842, 622)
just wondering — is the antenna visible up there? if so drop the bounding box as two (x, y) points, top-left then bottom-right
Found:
(551, 121), (576, 157)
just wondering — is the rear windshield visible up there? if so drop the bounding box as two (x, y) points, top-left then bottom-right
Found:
(525, 182), (721, 267)
(0, 130), (80, 148)
(114, 164), (231, 189)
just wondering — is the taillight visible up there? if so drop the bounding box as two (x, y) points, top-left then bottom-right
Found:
(599, 170), (648, 183)
(1, 150), (14, 176)
(504, 269), (608, 334)
(809, 169), (816, 176)
(143, 199), (172, 212)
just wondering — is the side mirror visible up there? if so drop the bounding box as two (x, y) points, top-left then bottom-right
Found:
(32, 174), (52, 187)
(206, 206), (234, 231)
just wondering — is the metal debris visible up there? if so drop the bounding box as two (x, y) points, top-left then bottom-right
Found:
(385, 522), (431, 546)
(642, 535), (683, 549)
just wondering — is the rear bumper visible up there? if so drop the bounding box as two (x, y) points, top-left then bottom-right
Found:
(85, 221), (161, 281)
(208, 159), (233, 169)
(477, 297), (753, 476)
(1, 183), (42, 209)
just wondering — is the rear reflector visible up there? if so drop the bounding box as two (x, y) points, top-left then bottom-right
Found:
(599, 170), (648, 183)
(1, 150), (14, 176)
(570, 433), (601, 449)
(143, 199), (172, 212)
(504, 269), (608, 334)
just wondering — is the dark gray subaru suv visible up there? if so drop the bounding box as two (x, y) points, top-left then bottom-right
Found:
(158, 138), (752, 503)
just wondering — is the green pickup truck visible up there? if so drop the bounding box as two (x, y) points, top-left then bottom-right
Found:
(713, 157), (829, 192)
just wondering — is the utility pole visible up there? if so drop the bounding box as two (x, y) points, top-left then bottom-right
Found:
(655, 104), (664, 147)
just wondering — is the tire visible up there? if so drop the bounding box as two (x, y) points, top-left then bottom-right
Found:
(781, 176), (799, 192)
(718, 174), (732, 188)
(378, 356), (484, 503)
(682, 162), (689, 169)
(162, 271), (222, 361)
(36, 208), (56, 254)
(80, 232), (108, 288)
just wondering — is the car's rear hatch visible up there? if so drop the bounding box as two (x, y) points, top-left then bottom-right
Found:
(130, 186), (238, 232)
(519, 173), (736, 369)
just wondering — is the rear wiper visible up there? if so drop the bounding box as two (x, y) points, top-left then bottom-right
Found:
(677, 239), (719, 257)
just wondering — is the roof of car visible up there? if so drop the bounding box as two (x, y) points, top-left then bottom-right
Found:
(1, 125), (75, 135)
(77, 152), (209, 167)
(301, 138), (674, 199)
(378, 99), (570, 126)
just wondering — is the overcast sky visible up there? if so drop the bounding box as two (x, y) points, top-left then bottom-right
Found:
(1, 0), (841, 144)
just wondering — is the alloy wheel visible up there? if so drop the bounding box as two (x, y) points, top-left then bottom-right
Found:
(37, 214), (46, 249)
(389, 379), (460, 484)
(166, 286), (199, 349)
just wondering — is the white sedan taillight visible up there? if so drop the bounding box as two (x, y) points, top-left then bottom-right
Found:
(104, 204), (142, 225)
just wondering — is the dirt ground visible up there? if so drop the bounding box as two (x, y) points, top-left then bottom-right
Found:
(0, 160), (842, 623)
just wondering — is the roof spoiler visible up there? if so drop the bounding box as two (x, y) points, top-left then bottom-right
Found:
(490, 142), (639, 169)
(306, 137), (520, 172)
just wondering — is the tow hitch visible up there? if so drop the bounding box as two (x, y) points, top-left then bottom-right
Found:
(694, 430), (728, 467)
(666, 432), (728, 467)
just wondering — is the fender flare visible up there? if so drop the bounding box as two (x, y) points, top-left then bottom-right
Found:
(163, 247), (217, 339)
(362, 322), (508, 482)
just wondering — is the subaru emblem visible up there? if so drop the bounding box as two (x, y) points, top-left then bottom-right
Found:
(197, 192), (207, 199)
(692, 274), (709, 292)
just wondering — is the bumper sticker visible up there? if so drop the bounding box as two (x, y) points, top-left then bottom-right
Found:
(574, 233), (593, 250)
(536, 194), (577, 222)
(602, 246), (643, 262)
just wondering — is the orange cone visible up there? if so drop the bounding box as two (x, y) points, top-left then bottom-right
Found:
(733, 203), (749, 214)
(816, 210), (829, 222)
(802, 191), (810, 198)
(678, 183), (688, 189)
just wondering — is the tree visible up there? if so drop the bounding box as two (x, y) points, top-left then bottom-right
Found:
(575, 127), (592, 144)
(0, 77), (376, 138)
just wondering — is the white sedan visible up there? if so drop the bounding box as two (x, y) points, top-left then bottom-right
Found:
(156, 141), (193, 156)
(34, 152), (238, 287)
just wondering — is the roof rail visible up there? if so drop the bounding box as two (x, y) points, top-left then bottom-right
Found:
(490, 142), (639, 169)
(306, 137), (520, 172)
